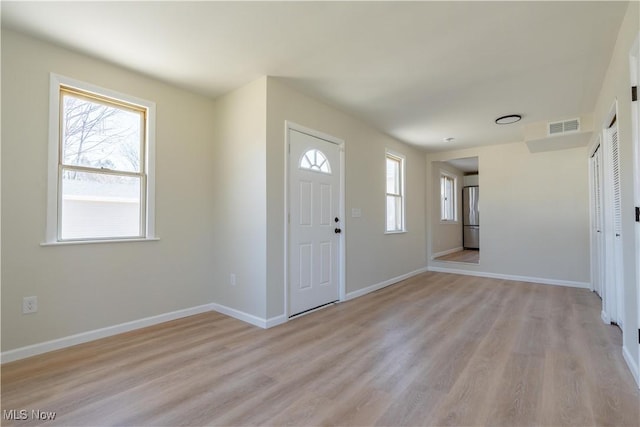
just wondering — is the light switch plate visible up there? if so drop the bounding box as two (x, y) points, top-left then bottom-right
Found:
(351, 208), (362, 218)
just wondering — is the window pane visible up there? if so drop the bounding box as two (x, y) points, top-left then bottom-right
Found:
(440, 177), (445, 219)
(386, 157), (400, 194)
(386, 195), (402, 231)
(61, 92), (142, 173)
(299, 149), (331, 174)
(61, 170), (141, 239)
(441, 175), (455, 221)
(448, 178), (454, 219)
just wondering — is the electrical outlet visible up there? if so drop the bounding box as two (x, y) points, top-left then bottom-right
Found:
(23, 296), (38, 314)
(230, 273), (236, 286)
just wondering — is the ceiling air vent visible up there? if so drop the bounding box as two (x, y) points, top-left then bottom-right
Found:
(548, 118), (580, 135)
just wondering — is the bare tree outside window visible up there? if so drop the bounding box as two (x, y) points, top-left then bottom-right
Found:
(58, 88), (146, 240)
(61, 93), (142, 180)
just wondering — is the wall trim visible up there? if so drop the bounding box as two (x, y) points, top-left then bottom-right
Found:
(209, 304), (286, 329)
(427, 266), (589, 289)
(431, 246), (464, 259)
(345, 267), (428, 301)
(210, 303), (268, 329)
(265, 314), (287, 328)
(1, 302), (289, 364)
(0, 266), (594, 364)
(622, 345), (640, 389)
(268, 267), (430, 328)
(1, 303), (214, 364)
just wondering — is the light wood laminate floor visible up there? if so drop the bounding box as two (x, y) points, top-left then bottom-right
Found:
(2, 272), (639, 426)
(435, 249), (480, 263)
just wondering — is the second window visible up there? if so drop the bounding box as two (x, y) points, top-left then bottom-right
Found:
(386, 151), (406, 232)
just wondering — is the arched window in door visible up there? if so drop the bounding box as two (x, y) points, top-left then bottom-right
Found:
(299, 149), (331, 174)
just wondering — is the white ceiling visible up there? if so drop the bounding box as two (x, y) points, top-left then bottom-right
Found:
(1, 1), (629, 152)
(445, 157), (479, 174)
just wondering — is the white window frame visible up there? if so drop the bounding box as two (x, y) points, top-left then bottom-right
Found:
(44, 73), (157, 245)
(385, 149), (406, 233)
(440, 170), (458, 223)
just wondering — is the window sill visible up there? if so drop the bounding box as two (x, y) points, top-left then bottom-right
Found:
(384, 230), (407, 235)
(439, 221), (459, 225)
(41, 237), (160, 247)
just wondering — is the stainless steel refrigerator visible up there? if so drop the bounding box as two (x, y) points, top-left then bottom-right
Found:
(463, 186), (479, 249)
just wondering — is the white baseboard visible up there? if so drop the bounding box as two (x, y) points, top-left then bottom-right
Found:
(427, 266), (590, 289)
(1, 303), (214, 364)
(431, 247), (464, 259)
(265, 314), (287, 328)
(345, 267), (428, 301)
(2, 301), (289, 364)
(210, 303), (269, 329)
(622, 345), (640, 389)
(209, 304), (287, 329)
(0, 266), (594, 364)
(260, 267), (430, 326)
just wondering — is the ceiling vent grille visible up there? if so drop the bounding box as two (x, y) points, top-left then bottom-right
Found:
(548, 118), (580, 135)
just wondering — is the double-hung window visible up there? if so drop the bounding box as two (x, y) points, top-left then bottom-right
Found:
(440, 171), (457, 222)
(385, 150), (406, 233)
(46, 74), (156, 243)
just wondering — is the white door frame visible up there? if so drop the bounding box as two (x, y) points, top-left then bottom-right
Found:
(629, 32), (640, 377)
(588, 138), (604, 297)
(283, 121), (346, 319)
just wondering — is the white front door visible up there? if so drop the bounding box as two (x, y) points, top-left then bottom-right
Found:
(288, 128), (342, 316)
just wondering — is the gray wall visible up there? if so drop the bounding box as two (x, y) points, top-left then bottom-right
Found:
(2, 30), (218, 351)
(210, 78), (268, 319)
(427, 142), (591, 286)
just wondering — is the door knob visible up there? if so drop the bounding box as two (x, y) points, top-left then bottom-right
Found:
(335, 228), (342, 234)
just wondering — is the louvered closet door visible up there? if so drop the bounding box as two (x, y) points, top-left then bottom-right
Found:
(608, 122), (624, 326)
(611, 126), (622, 237)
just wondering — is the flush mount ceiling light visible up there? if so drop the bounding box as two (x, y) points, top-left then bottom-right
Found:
(443, 137), (455, 143)
(495, 114), (522, 125)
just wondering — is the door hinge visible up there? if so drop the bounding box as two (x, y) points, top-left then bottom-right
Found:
(636, 206), (640, 222)
(638, 328), (640, 345)
(633, 86), (637, 102)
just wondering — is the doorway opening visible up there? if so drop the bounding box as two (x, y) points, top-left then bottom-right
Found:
(432, 156), (480, 265)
